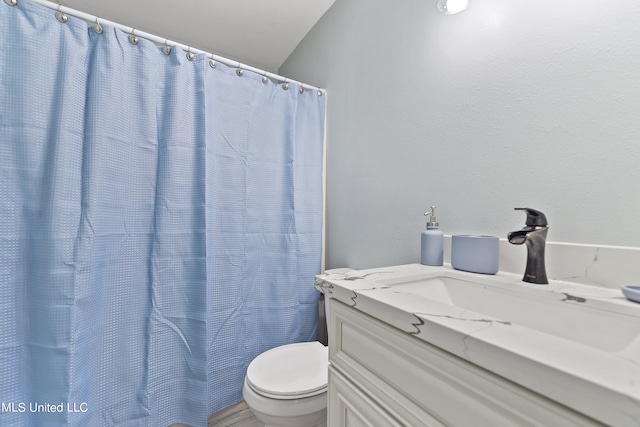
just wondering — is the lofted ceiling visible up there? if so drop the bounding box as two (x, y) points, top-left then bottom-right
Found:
(63, 0), (337, 72)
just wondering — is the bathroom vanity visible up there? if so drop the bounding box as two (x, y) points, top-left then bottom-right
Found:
(315, 264), (640, 427)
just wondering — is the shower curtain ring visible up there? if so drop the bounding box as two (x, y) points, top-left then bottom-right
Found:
(162, 40), (171, 55)
(55, 4), (68, 23)
(4, 0), (18, 7)
(236, 63), (244, 76)
(186, 47), (195, 61)
(129, 29), (139, 45)
(262, 72), (268, 84)
(282, 79), (289, 90)
(93, 17), (103, 34)
(209, 55), (217, 68)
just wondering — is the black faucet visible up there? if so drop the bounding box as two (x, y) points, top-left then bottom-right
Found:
(507, 208), (549, 284)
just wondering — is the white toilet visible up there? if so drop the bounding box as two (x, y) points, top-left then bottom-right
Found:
(242, 341), (328, 427)
(243, 269), (353, 426)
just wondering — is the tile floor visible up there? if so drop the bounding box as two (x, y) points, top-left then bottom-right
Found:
(207, 401), (262, 427)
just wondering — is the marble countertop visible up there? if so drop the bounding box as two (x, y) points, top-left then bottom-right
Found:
(315, 264), (640, 427)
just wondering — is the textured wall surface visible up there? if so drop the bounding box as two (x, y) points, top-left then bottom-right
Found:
(281, 0), (640, 269)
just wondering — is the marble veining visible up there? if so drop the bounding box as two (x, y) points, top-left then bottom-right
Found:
(316, 262), (640, 427)
(413, 310), (513, 361)
(313, 278), (333, 294)
(561, 293), (587, 303)
(407, 314), (425, 335)
(341, 270), (397, 281)
(474, 238), (640, 290)
(417, 312), (512, 326)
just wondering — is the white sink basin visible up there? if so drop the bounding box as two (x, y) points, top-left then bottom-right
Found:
(380, 272), (640, 352)
(317, 264), (640, 427)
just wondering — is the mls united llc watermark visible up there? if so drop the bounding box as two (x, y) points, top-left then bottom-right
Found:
(1, 402), (88, 413)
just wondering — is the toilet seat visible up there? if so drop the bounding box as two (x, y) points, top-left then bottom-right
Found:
(246, 341), (328, 400)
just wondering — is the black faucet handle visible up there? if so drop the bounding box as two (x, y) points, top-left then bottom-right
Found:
(514, 208), (548, 227)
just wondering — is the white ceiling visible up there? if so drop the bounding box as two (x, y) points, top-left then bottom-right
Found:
(63, 0), (337, 72)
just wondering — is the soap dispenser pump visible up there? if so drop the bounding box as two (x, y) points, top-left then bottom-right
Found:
(421, 205), (444, 266)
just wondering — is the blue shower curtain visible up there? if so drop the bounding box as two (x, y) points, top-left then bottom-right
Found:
(0, 1), (325, 426)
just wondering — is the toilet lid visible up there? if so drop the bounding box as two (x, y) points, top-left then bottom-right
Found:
(246, 341), (328, 399)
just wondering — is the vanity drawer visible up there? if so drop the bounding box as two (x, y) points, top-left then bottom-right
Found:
(329, 365), (407, 427)
(329, 299), (603, 427)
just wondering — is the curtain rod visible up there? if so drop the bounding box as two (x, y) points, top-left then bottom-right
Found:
(22, 0), (326, 95)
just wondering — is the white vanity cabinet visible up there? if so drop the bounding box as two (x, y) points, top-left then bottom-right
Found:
(328, 299), (604, 427)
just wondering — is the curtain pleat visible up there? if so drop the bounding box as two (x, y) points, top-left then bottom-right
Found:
(0, 1), (325, 425)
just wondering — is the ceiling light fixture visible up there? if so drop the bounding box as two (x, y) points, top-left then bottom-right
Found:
(437, 0), (470, 15)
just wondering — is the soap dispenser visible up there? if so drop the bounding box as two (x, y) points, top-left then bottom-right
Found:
(421, 206), (444, 266)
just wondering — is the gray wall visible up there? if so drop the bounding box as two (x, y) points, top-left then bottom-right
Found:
(280, 0), (640, 270)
